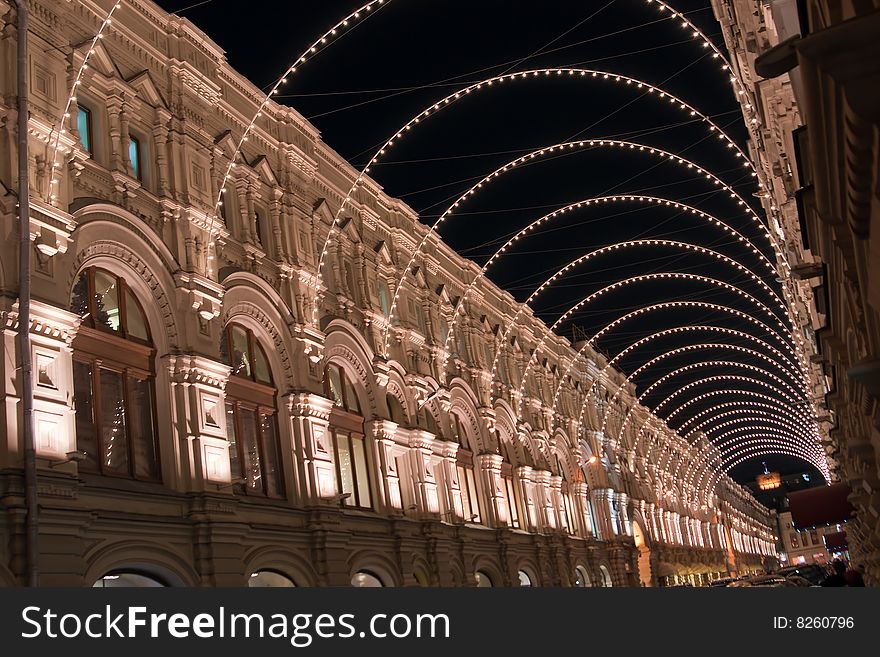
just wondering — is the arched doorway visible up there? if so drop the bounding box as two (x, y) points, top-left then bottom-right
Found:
(475, 571), (493, 587)
(351, 571), (384, 587)
(248, 570), (296, 587)
(92, 571), (167, 588)
(633, 521), (653, 587)
(599, 564), (613, 587)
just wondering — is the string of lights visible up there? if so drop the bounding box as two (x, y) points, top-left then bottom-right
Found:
(570, 301), (809, 448)
(425, 169), (777, 375)
(491, 238), (792, 424)
(599, 344), (810, 441)
(309, 64), (764, 334)
(626, 361), (817, 463)
(669, 403), (821, 485)
(200, 0), (390, 277)
(549, 292), (803, 429)
(45, 1), (122, 205)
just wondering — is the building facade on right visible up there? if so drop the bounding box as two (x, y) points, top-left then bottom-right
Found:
(710, 0), (880, 583)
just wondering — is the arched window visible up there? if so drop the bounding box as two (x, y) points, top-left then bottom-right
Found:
(452, 413), (481, 524)
(574, 565), (592, 587)
(517, 570), (533, 587)
(221, 323), (283, 498)
(248, 570), (296, 587)
(70, 267), (159, 480)
(351, 571), (383, 587)
(324, 363), (371, 508)
(599, 564), (613, 587)
(386, 393), (407, 425)
(475, 571), (493, 587)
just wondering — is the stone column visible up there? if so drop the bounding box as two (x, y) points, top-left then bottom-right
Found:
(547, 473), (565, 532)
(269, 188), (284, 260)
(364, 419), (401, 514)
(517, 465), (538, 530)
(152, 110), (171, 196)
(286, 392), (333, 504)
(474, 452), (504, 526)
(408, 431), (440, 516)
(235, 180), (250, 243)
(106, 95), (124, 172)
(438, 440), (462, 519)
(572, 481), (592, 538)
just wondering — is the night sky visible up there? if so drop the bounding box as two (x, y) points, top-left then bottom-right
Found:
(154, 0), (823, 487)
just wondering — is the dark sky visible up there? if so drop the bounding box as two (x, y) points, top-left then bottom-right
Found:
(155, 0), (823, 487)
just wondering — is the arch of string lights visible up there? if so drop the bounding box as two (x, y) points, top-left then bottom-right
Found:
(44, 0), (828, 502)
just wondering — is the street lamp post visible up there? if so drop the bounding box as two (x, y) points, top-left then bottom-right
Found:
(15, 0), (38, 588)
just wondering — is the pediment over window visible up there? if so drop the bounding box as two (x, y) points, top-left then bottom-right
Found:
(436, 283), (456, 307)
(410, 265), (427, 288)
(250, 155), (279, 187)
(312, 197), (335, 225)
(78, 42), (120, 78)
(337, 215), (361, 242)
(127, 70), (168, 109)
(214, 130), (239, 159)
(374, 240), (393, 265)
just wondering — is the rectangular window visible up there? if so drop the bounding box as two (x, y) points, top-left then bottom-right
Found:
(332, 430), (372, 508)
(457, 465), (481, 523)
(259, 413), (282, 498)
(225, 402), (283, 498)
(72, 360), (99, 473)
(239, 408), (263, 494)
(225, 402), (242, 483)
(501, 475), (520, 529)
(98, 368), (130, 476)
(351, 435), (371, 507)
(129, 135), (142, 181)
(128, 375), (158, 480)
(77, 106), (93, 155)
(563, 489), (578, 535)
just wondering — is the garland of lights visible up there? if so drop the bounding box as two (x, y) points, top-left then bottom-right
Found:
(494, 239), (793, 429)
(639, 373), (822, 482)
(663, 379), (813, 426)
(597, 345), (812, 475)
(676, 396), (813, 435)
(546, 290), (807, 428)
(309, 65), (762, 329)
(568, 299), (805, 437)
(606, 327), (804, 389)
(622, 360), (813, 460)
(593, 330), (809, 452)
(597, 342), (810, 437)
(690, 412), (818, 446)
(385, 137), (777, 361)
(200, 0), (390, 276)
(45, 2), (123, 204)
(701, 446), (829, 501)
(476, 225), (795, 416)
(688, 436), (829, 499)
(714, 427), (825, 461)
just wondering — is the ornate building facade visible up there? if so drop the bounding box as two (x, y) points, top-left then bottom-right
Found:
(710, 0), (880, 583)
(0, 0), (776, 587)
